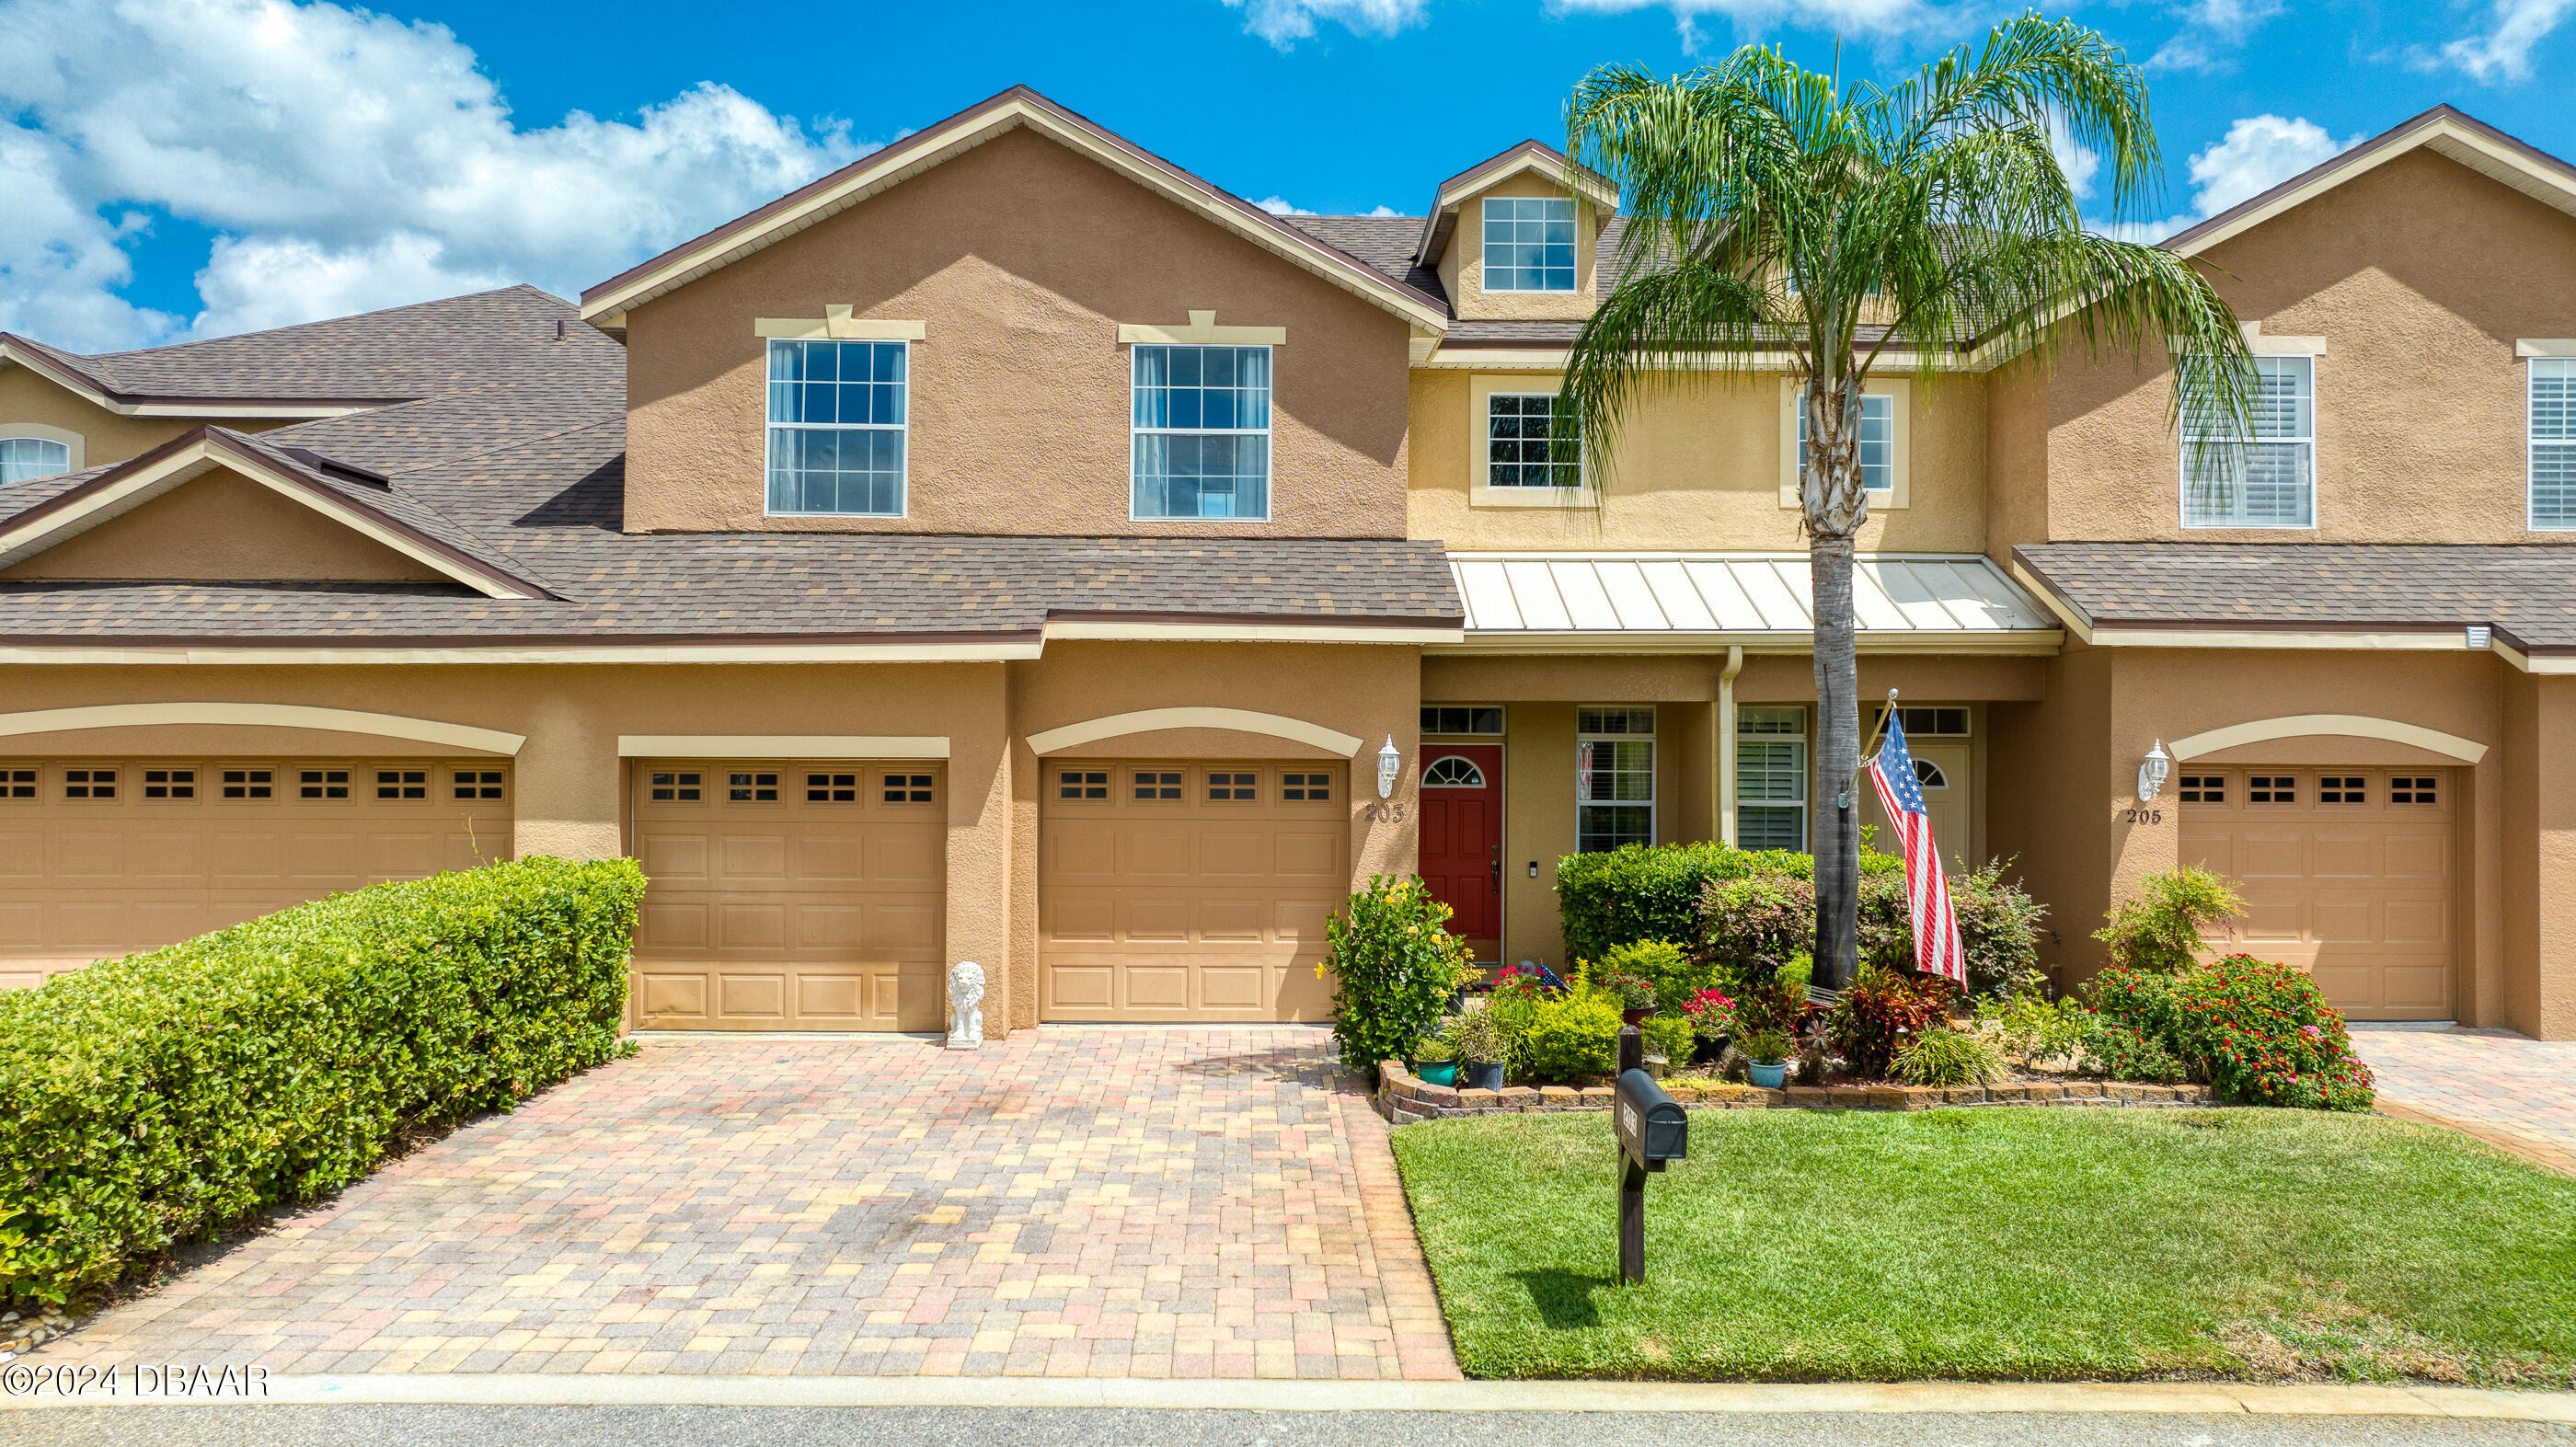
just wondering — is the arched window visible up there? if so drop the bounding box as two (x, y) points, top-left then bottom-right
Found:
(1423, 754), (1486, 787)
(0, 437), (71, 485)
(1914, 758), (1949, 789)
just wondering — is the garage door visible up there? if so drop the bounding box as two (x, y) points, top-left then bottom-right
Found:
(0, 756), (511, 988)
(627, 761), (945, 1031)
(2178, 766), (2455, 1019)
(1041, 758), (1345, 1022)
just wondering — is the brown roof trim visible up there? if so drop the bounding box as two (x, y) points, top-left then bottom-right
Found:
(0, 627), (1052, 650)
(1042, 607), (1465, 628)
(581, 86), (1433, 327)
(2162, 103), (2576, 251)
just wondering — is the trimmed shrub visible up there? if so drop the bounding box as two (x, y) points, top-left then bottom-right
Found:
(1643, 1012), (1694, 1066)
(0, 856), (645, 1307)
(1703, 856), (2044, 1003)
(1892, 1027), (2006, 1086)
(1824, 965), (1956, 1078)
(1327, 875), (1478, 1074)
(1588, 937), (1715, 1013)
(1505, 983), (1625, 1082)
(2095, 867), (2247, 973)
(1557, 843), (1827, 963)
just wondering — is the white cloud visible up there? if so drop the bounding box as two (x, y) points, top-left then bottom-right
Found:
(1550, 0), (1940, 45)
(1255, 195), (1318, 215)
(2045, 113), (2101, 203)
(1367, 204), (1405, 217)
(2150, 0), (2286, 73)
(0, 0), (873, 350)
(2441, 0), (2576, 80)
(2094, 114), (2361, 243)
(1225, 0), (1431, 48)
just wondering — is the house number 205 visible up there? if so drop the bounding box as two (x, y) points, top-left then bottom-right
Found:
(2122, 808), (2164, 824)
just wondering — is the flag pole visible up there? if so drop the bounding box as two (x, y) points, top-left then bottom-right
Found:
(1856, 687), (1899, 789)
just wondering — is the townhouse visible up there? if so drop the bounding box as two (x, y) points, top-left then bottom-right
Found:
(0, 89), (2569, 1039)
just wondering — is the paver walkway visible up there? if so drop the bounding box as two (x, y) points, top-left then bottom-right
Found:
(32, 1027), (1459, 1381)
(2352, 1025), (2576, 1177)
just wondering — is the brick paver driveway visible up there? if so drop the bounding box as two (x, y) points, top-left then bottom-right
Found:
(34, 1028), (1456, 1380)
(2353, 1024), (2576, 1176)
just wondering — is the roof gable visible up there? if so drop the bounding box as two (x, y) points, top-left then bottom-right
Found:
(0, 467), (448, 584)
(0, 429), (550, 599)
(579, 87), (1451, 335)
(1416, 141), (1619, 269)
(2165, 105), (2576, 256)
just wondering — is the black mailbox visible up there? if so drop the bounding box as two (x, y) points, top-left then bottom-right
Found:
(1615, 1069), (1688, 1171)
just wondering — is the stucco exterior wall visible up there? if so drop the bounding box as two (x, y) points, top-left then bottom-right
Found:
(2501, 671), (2576, 1039)
(1410, 368), (1991, 552)
(1439, 170), (1600, 323)
(0, 370), (249, 473)
(621, 126), (1412, 538)
(2042, 149), (2576, 544)
(0, 470), (448, 581)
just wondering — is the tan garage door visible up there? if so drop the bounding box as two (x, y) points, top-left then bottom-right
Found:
(628, 762), (945, 1031)
(2178, 766), (2456, 1019)
(1041, 758), (1344, 1022)
(0, 757), (511, 988)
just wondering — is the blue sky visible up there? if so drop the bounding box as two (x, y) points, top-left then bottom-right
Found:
(4, 0), (2570, 352)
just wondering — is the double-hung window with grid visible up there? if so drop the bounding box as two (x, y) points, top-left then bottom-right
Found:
(2531, 359), (2576, 530)
(1795, 395), (1895, 495)
(1481, 198), (1576, 293)
(1576, 706), (1653, 852)
(2183, 355), (2313, 528)
(1736, 706), (1809, 852)
(1487, 394), (1580, 489)
(1132, 344), (1270, 519)
(766, 339), (907, 516)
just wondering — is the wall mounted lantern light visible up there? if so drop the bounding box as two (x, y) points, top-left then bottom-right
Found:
(2138, 740), (2172, 803)
(1376, 735), (1401, 799)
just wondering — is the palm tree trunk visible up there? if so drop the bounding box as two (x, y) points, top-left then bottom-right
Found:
(1810, 534), (1860, 991)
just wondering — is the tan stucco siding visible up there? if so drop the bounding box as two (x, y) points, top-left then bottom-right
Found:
(0, 370), (197, 472)
(0, 469), (448, 582)
(1411, 369), (1990, 552)
(622, 126), (1411, 538)
(1442, 170), (1599, 323)
(2502, 671), (2576, 1039)
(2042, 149), (2576, 544)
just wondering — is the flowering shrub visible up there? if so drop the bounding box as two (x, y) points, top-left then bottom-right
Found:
(1591, 937), (1715, 1011)
(2089, 955), (2374, 1110)
(1824, 965), (1956, 1078)
(1325, 876), (1478, 1074)
(1681, 988), (1736, 1040)
(1591, 969), (1658, 1013)
(2080, 1019), (2190, 1084)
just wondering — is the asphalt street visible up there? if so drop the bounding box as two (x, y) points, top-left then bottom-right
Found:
(6, 1407), (2571, 1447)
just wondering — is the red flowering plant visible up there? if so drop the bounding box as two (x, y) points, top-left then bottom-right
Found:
(1824, 965), (1957, 1079)
(2090, 954), (2374, 1110)
(1681, 988), (1737, 1041)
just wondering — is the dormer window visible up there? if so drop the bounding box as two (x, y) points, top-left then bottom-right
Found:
(0, 437), (71, 485)
(1481, 198), (1576, 293)
(765, 339), (907, 516)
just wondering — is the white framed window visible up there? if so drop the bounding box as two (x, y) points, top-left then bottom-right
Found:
(1132, 344), (1271, 520)
(2183, 354), (2313, 528)
(1736, 706), (1808, 852)
(1487, 393), (1580, 489)
(1796, 395), (1895, 494)
(1424, 755), (1487, 787)
(1481, 197), (1576, 293)
(2531, 358), (2576, 531)
(0, 436), (71, 485)
(765, 339), (906, 516)
(1576, 706), (1653, 852)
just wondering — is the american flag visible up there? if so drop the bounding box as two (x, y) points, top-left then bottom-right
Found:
(1866, 712), (1967, 982)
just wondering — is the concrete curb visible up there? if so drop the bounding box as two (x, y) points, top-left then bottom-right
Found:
(5, 1375), (2571, 1419)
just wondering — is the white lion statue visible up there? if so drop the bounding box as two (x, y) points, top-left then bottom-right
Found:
(946, 960), (984, 1050)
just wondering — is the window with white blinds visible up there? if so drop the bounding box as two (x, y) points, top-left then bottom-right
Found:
(2183, 354), (2314, 528)
(1736, 706), (1807, 852)
(2533, 359), (2576, 530)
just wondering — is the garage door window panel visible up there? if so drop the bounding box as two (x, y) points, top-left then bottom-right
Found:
(222, 768), (275, 800)
(141, 768), (196, 801)
(2247, 774), (2298, 806)
(1058, 769), (1108, 799)
(63, 768), (118, 800)
(298, 768), (352, 802)
(375, 768), (430, 801)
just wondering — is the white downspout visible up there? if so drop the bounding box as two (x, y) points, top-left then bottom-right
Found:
(1718, 645), (1744, 845)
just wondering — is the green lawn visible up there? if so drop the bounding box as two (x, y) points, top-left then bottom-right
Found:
(1390, 1107), (2576, 1384)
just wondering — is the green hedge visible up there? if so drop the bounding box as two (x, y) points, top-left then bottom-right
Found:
(1557, 841), (1905, 965)
(0, 856), (645, 1307)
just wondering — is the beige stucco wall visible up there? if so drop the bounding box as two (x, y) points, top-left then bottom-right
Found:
(2041, 149), (2576, 544)
(621, 126), (1412, 538)
(1439, 170), (1599, 323)
(0, 470), (447, 581)
(1410, 368), (1991, 552)
(0, 370), (199, 472)
(2501, 671), (2576, 1039)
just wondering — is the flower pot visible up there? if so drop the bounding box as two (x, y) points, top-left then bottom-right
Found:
(1620, 1007), (1653, 1027)
(1748, 1060), (1788, 1089)
(1414, 1060), (1459, 1087)
(1464, 1059), (1505, 1092)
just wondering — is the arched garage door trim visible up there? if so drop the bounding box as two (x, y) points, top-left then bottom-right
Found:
(0, 702), (524, 756)
(2168, 714), (2486, 765)
(1025, 707), (1363, 758)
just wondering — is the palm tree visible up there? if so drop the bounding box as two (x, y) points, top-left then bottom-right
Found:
(1557, 16), (2256, 991)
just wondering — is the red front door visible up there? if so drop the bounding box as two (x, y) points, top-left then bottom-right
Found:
(1419, 744), (1503, 959)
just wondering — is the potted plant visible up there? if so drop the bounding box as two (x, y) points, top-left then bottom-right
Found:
(1452, 1008), (1508, 1092)
(1410, 1031), (1459, 1087)
(1736, 1026), (1792, 1089)
(1682, 987), (1736, 1063)
(1596, 969), (1659, 1026)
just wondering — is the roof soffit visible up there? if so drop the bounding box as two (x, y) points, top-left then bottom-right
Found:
(579, 89), (1451, 334)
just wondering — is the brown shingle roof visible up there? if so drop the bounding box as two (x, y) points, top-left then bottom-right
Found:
(2014, 542), (2576, 651)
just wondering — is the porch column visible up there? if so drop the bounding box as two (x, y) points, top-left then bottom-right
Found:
(512, 687), (622, 862)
